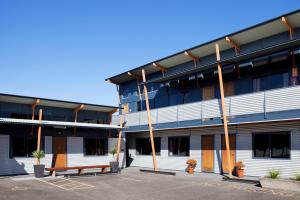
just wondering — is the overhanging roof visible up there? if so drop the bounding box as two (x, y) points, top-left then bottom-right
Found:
(106, 9), (300, 84)
(0, 93), (117, 113)
(150, 38), (300, 83)
(0, 118), (121, 129)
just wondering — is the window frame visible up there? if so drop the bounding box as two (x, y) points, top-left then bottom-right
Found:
(168, 136), (190, 157)
(9, 135), (43, 158)
(83, 138), (108, 157)
(252, 132), (291, 160)
(135, 137), (161, 156)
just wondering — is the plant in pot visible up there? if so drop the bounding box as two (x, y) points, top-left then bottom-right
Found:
(186, 159), (197, 174)
(109, 148), (119, 173)
(32, 150), (45, 178)
(234, 161), (245, 178)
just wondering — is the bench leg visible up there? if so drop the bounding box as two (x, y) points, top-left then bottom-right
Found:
(101, 168), (105, 173)
(78, 169), (84, 175)
(51, 171), (56, 177)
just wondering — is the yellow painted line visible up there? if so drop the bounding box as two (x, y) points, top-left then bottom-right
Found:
(37, 178), (94, 191)
(37, 178), (72, 191)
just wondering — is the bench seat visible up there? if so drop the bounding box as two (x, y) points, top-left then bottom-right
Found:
(45, 165), (111, 176)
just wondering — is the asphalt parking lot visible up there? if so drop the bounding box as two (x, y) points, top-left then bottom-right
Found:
(0, 168), (299, 200)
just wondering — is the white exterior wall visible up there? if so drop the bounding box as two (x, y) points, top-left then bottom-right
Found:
(127, 122), (300, 178)
(67, 137), (125, 167)
(236, 129), (300, 177)
(0, 135), (52, 175)
(0, 135), (125, 175)
(128, 130), (195, 171)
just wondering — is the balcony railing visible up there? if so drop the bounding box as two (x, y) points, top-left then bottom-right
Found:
(112, 85), (300, 128)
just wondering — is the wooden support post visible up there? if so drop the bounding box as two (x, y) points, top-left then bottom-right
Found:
(36, 109), (43, 165)
(73, 104), (84, 136)
(215, 44), (232, 177)
(116, 116), (124, 162)
(142, 69), (158, 171)
(31, 99), (40, 135)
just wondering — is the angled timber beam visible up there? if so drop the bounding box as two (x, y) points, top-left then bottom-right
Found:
(184, 51), (199, 61)
(107, 79), (117, 84)
(281, 17), (294, 40)
(225, 36), (240, 55)
(31, 99), (40, 120)
(127, 71), (142, 80)
(142, 69), (158, 171)
(184, 51), (200, 68)
(215, 43), (232, 177)
(73, 104), (85, 136)
(31, 99), (40, 135)
(152, 62), (167, 73)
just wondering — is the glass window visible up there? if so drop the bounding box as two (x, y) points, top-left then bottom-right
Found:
(84, 138), (107, 156)
(253, 132), (290, 159)
(253, 72), (288, 92)
(168, 137), (190, 156)
(10, 136), (39, 158)
(136, 138), (161, 155)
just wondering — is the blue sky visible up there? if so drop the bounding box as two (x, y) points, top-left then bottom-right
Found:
(0, 1), (299, 106)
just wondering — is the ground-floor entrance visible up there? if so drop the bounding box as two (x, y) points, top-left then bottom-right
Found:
(201, 135), (214, 172)
(221, 134), (236, 174)
(52, 137), (67, 168)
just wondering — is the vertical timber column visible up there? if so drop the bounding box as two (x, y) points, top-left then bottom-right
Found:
(215, 44), (232, 177)
(36, 109), (43, 165)
(142, 69), (158, 171)
(116, 116), (124, 162)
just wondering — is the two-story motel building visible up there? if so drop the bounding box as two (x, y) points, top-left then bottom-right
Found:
(107, 10), (300, 177)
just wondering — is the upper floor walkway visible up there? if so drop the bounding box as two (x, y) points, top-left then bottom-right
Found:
(112, 85), (300, 131)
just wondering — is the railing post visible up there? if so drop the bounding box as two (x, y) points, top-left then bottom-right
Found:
(263, 91), (267, 119)
(176, 105), (179, 127)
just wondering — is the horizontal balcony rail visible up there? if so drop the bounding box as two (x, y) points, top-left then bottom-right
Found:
(111, 85), (300, 128)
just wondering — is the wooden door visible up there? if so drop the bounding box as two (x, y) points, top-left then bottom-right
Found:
(221, 134), (236, 174)
(223, 81), (234, 97)
(202, 85), (214, 100)
(201, 135), (214, 172)
(52, 137), (67, 168)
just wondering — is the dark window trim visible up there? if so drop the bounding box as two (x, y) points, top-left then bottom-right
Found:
(252, 131), (291, 160)
(83, 138), (108, 157)
(168, 136), (190, 157)
(9, 135), (44, 158)
(135, 137), (161, 156)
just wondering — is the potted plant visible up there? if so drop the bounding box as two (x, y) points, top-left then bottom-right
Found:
(109, 148), (119, 173)
(234, 161), (245, 178)
(186, 159), (197, 174)
(32, 150), (45, 178)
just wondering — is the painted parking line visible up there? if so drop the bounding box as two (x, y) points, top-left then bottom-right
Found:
(37, 177), (94, 191)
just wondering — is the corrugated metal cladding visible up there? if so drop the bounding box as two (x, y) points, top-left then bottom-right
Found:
(0, 136), (125, 175)
(113, 85), (300, 128)
(127, 121), (300, 177)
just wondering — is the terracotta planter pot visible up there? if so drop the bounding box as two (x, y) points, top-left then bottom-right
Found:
(187, 166), (195, 174)
(236, 169), (244, 178)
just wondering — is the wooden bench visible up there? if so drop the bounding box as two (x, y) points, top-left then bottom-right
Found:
(45, 165), (111, 177)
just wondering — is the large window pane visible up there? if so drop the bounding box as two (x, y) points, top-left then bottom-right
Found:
(253, 132), (290, 159)
(84, 138), (107, 156)
(136, 138), (161, 155)
(168, 137), (189, 156)
(271, 134), (290, 158)
(10, 136), (40, 158)
(253, 134), (270, 158)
